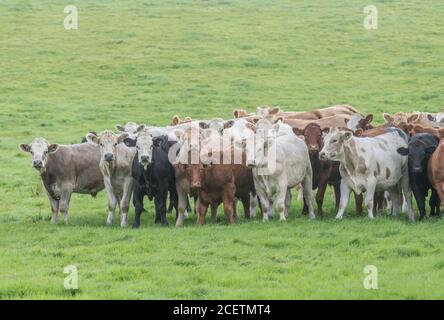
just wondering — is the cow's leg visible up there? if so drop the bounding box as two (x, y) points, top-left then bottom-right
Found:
(302, 175), (315, 220)
(241, 196), (251, 219)
(411, 183), (426, 220)
(284, 189), (292, 218)
(59, 187), (72, 224)
(210, 203), (218, 224)
(48, 193), (59, 224)
(233, 199), (238, 220)
(249, 193), (258, 218)
(430, 188), (440, 217)
(384, 191), (392, 214)
(156, 192), (169, 226)
(223, 195), (235, 224)
(364, 183), (376, 219)
(275, 186), (288, 222)
(132, 184), (144, 228)
(176, 185), (188, 227)
(315, 178), (328, 217)
(400, 169), (415, 222)
(267, 198), (274, 218)
(354, 192), (363, 216)
(256, 189), (270, 222)
(388, 186), (401, 217)
(197, 197), (209, 225)
(104, 179), (117, 225)
(335, 181), (351, 220)
(119, 179), (133, 227)
(333, 182), (341, 212)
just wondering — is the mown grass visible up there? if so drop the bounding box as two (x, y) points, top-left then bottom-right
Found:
(1, 0), (444, 299)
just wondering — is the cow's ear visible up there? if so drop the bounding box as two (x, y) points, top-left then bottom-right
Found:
(233, 109), (240, 118)
(438, 128), (444, 139)
(19, 143), (31, 153)
(48, 144), (59, 153)
(407, 113), (419, 123)
(183, 116), (192, 122)
(154, 136), (168, 147)
(117, 133), (129, 144)
(427, 114), (436, 122)
(425, 146), (436, 155)
(292, 128), (304, 136)
(86, 133), (99, 144)
(224, 120), (234, 129)
(136, 125), (145, 133)
(354, 128), (363, 137)
(365, 114), (374, 123)
(172, 115), (180, 126)
(397, 147), (409, 156)
(342, 131), (353, 141)
(199, 122), (209, 130)
(344, 118), (349, 125)
(269, 107), (280, 115)
(173, 129), (184, 141)
(123, 138), (137, 147)
(273, 116), (284, 124)
(321, 127), (330, 135)
(383, 113), (394, 123)
(115, 124), (125, 132)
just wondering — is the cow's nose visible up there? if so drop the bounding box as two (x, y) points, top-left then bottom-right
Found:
(32, 160), (43, 168)
(104, 153), (114, 162)
(412, 167), (422, 173)
(191, 181), (201, 188)
(309, 145), (318, 151)
(319, 152), (326, 160)
(140, 155), (149, 162)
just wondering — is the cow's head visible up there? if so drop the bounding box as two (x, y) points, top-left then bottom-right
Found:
(19, 138), (59, 172)
(244, 120), (278, 168)
(345, 114), (373, 132)
(397, 138), (437, 174)
(293, 123), (329, 156)
(319, 128), (353, 161)
(87, 130), (128, 163)
(115, 122), (144, 139)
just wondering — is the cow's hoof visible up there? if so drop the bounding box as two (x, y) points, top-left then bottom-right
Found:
(308, 214), (316, 220)
(162, 222), (169, 227)
(132, 224), (140, 229)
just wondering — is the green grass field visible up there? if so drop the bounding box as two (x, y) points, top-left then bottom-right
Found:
(1, 0), (444, 299)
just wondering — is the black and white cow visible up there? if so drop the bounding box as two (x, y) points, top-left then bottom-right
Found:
(397, 133), (440, 220)
(125, 132), (178, 227)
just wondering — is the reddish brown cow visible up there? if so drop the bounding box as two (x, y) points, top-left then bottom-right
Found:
(428, 139), (444, 205)
(411, 124), (444, 139)
(293, 124), (341, 216)
(185, 141), (254, 225)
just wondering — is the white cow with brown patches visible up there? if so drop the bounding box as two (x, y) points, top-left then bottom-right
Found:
(320, 127), (414, 221)
(87, 131), (136, 227)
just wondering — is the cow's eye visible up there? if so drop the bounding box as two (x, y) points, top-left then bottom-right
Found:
(99, 143), (103, 147)
(114, 143), (118, 147)
(332, 139), (338, 143)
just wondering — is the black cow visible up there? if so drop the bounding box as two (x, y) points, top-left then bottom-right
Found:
(125, 134), (178, 227)
(398, 133), (440, 220)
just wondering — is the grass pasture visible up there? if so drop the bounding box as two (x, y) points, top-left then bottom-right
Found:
(1, 0), (444, 299)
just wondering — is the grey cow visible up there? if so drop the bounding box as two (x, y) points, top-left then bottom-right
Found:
(19, 138), (104, 224)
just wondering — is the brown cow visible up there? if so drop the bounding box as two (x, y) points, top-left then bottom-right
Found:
(410, 124), (444, 139)
(428, 139), (444, 205)
(292, 124), (341, 216)
(282, 114), (351, 130)
(183, 131), (254, 224)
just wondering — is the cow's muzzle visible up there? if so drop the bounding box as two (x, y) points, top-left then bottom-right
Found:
(247, 160), (256, 168)
(104, 153), (114, 162)
(32, 160), (43, 169)
(140, 155), (150, 163)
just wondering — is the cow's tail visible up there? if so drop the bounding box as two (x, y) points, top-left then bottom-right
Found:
(441, 183), (444, 192)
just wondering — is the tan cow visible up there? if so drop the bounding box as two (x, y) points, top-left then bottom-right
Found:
(86, 131), (136, 227)
(383, 112), (437, 127)
(19, 138), (104, 224)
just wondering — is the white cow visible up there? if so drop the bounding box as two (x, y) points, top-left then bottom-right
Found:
(319, 127), (414, 221)
(86, 131), (136, 227)
(245, 119), (315, 221)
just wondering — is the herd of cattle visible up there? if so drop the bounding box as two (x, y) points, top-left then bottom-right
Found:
(19, 104), (444, 227)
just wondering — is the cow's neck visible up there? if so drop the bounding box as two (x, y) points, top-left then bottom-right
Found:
(341, 140), (359, 174)
(100, 160), (116, 177)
